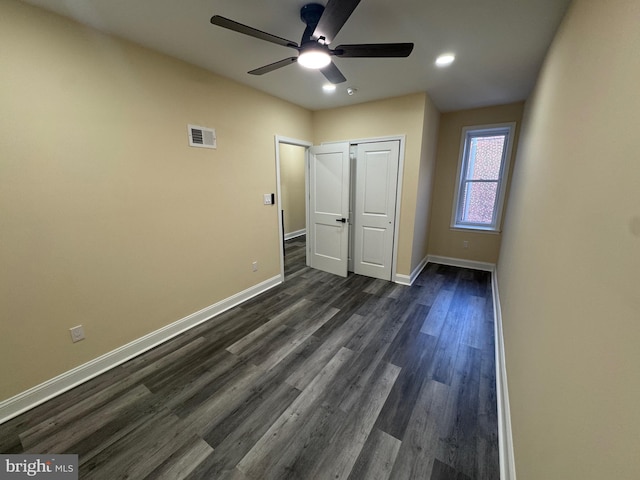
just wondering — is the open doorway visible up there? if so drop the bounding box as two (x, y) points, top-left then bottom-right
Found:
(275, 136), (312, 281)
(280, 143), (306, 278)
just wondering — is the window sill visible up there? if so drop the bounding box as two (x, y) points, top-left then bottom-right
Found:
(450, 226), (501, 235)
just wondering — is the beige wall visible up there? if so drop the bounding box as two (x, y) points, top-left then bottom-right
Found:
(428, 103), (524, 264)
(0, 0), (312, 400)
(411, 95), (441, 270)
(312, 93), (440, 276)
(279, 144), (306, 235)
(497, 0), (640, 478)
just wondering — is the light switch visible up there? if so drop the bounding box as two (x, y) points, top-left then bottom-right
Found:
(263, 193), (274, 205)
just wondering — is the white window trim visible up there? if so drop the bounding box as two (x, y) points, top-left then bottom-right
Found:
(450, 122), (516, 232)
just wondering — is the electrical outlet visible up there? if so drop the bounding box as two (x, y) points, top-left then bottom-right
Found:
(463, 240), (469, 249)
(69, 325), (85, 343)
(252, 261), (258, 272)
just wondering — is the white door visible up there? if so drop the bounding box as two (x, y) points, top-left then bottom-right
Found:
(353, 141), (400, 280)
(308, 143), (350, 277)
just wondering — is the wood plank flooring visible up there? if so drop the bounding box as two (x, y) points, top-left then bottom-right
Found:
(0, 236), (499, 479)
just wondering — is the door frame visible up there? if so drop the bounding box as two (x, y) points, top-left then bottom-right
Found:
(275, 135), (312, 282)
(320, 135), (406, 283)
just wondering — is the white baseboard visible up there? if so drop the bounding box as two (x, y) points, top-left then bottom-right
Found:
(427, 255), (495, 272)
(284, 229), (306, 241)
(0, 275), (282, 424)
(491, 268), (517, 480)
(394, 255), (429, 286)
(395, 253), (494, 286)
(394, 274), (412, 286)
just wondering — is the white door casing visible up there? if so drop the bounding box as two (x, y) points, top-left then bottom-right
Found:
(353, 141), (400, 281)
(308, 143), (350, 277)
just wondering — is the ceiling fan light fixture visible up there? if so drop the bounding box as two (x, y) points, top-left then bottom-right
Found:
(298, 48), (331, 69)
(435, 53), (456, 67)
(211, 1), (414, 85)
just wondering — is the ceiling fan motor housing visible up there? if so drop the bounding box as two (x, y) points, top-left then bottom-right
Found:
(300, 4), (325, 28)
(300, 3), (326, 44)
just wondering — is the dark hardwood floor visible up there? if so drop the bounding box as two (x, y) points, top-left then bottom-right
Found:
(283, 235), (307, 279)
(0, 236), (499, 479)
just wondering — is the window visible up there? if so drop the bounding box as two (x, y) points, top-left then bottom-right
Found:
(451, 123), (516, 231)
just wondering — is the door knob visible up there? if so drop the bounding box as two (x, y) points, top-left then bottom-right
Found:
(335, 218), (347, 223)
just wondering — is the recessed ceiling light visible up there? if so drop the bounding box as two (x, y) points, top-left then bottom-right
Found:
(435, 53), (455, 67)
(322, 84), (337, 93)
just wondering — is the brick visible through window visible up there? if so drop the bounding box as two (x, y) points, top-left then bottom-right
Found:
(452, 124), (515, 231)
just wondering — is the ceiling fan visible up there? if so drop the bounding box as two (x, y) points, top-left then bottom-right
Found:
(210, 0), (414, 84)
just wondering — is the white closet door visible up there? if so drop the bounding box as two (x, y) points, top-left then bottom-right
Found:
(353, 141), (400, 281)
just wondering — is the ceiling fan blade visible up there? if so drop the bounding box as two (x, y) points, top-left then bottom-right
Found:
(321, 61), (347, 84)
(248, 57), (298, 75)
(211, 16), (299, 49)
(333, 43), (414, 58)
(312, 0), (361, 44)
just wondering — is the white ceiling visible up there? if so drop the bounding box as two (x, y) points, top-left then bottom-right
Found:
(22, 0), (572, 112)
